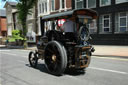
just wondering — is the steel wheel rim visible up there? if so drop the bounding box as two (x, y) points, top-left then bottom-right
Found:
(45, 44), (62, 73)
(30, 53), (36, 66)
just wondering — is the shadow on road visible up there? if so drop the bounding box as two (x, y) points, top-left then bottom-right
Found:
(64, 69), (86, 76)
(26, 63), (86, 76)
(26, 63), (49, 73)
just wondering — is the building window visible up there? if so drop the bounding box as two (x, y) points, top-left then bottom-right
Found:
(42, 3), (44, 13)
(60, 0), (66, 10)
(115, 12), (128, 32)
(43, 1), (48, 13)
(39, 4), (41, 13)
(99, 14), (112, 33)
(87, 0), (96, 8)
(88, 20), (97, 33)
(116, 0), (128, 4)
(45, 2), (47, 12)
(100, 0), (111, 6)
(62, 0), (65, 9)
(51, 0), (55, 11)
(76, 0), (83, 9)
(39, 0), (48, 14)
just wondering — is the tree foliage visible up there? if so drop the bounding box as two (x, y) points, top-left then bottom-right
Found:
(8, 30), (24, 42)
(2, 0), (37, 37)
(16, 0), (37, 37)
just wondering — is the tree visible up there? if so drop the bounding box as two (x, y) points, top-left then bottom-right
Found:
(16, 0), (37, 36)
(3, 0), (37, 48)
(17, 0), (37, 48)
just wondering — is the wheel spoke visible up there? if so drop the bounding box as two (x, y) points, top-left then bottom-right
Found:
(53, 63), (58, 71)
(51, 44), (59, 54)
(47, 48), (54, 54)
(48, 62), (55, 71)
(56, 59), (61, 64)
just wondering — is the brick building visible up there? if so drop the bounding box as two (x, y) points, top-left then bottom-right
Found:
(0, 9), (7, 37)
(72, 0), (128, 45)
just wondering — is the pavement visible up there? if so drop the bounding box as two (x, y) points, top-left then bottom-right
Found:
(0, 44), (128, 58)
(93, 45), (128, 57)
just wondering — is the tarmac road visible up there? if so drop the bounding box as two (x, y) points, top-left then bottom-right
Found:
(0, 48), (128, 85)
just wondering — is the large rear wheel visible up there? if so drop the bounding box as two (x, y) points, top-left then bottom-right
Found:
(44, 41), (67, 76)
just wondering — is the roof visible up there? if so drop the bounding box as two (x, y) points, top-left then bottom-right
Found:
(42, 9), (98, 21)
(7, 1), (17, 6)
(4, 1), (17, 8)
(0, 9), (6, 17)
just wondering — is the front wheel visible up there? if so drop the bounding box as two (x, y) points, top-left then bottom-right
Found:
(28, 51), (38, 68)
(44, 41), (67, 76)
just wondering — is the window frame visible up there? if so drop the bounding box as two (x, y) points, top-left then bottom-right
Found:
(39, 3), (42, 13)
(38, 0), (48, 14)
(62, 0), (65, 9)
(60, 0), (66, 10)
(86, 0), (96, 9)
(51, 0), (55, 12)
(45, 2), (47, 13)
(42, 3), (44, 13)
(75, 0), (84, 9)
(116, 0), (128, 4)
(118, 12), (128, 32)
(100, 0), (111, 7)
(102, 14), (111, 33)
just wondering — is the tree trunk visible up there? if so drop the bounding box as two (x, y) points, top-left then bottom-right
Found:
(22, 17), (28, 49)
(34, 0), (38, 43)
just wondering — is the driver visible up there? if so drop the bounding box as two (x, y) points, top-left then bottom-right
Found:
(61, 17), (76, 32)
(61, 17), (77, 42)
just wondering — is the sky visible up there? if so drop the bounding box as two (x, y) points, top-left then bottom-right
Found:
(0, 0), (17, 9)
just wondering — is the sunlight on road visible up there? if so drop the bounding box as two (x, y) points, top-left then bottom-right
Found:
(89, 67), (128, 75)
(92, 56), (128, 61)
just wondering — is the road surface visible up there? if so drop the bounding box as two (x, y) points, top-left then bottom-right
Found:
(0, 48), (128, 85)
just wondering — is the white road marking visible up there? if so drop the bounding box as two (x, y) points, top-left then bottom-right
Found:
(3, 52), (17, 56)
(92, 56), (128, 61)
(1, 52), (27, 58)
(89, 67), (128, 75)
(18, 60), (26, 63)
(0, 50), (10, 52)
(65, 75), (79, 80)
